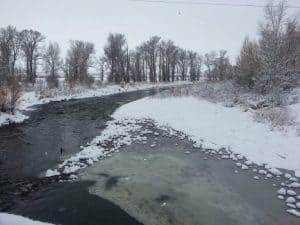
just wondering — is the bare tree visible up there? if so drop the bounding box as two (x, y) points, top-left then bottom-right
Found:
(19, 29), (44, 84)
(236, 37), (261, 88)
(188, 51), (197, 81)
(65, 40), (95, 86)
(178, 49), (188, 81)
(129, 49), (143, 82)
(0, 26), (20, 79)
(215, 50), (230, 80)
(104, 33), (127, 83)
(141, 36), (161, 82)
(96, 56), (106, 83)
(204, 51), (217, 80)
(195, 54), (203, 81)
(43, 42), (62, 88)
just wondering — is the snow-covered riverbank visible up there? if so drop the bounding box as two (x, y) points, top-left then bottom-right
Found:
(0, 82), (191, 127)
(113, 96), (300, 177)
(44, 84), (300, 179)
(0, 213), (54, 225)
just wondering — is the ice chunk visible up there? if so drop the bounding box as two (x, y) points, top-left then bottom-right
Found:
(277, 188), (286, 195)
(287, 190), (297, 196)
(287, 209), (300, 217)
(286, 197), (296, 204)
(289, 182), (300, 188)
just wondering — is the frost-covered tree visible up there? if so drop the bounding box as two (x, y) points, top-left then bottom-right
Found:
(236, 0), (300, 94)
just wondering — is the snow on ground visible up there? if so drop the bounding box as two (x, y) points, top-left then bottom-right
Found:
(0, 81), (191, 127)
(112, 96), (300, 177)
(0, 213), (54, 225)
(0, 111), (28, 127)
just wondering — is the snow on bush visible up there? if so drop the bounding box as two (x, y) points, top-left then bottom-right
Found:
(253, 107), (296, 129)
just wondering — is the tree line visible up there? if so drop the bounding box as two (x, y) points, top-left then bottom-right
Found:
(0, 26), (233, 89)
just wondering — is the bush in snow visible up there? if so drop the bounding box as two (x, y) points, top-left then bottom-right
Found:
(253, 107), (295, 129)
(0, 76), (21, 113)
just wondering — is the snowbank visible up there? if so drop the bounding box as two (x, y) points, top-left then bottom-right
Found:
(0, 81), (191, 127)
(0, 213), (54, 225)
(113, 96), (300, 177)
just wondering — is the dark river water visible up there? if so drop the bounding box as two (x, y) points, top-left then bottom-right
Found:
(0, 88), (162, 225)
(0, 89), (160, 177)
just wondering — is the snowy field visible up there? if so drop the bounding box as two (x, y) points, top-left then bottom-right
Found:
(0, 81), (191, 127)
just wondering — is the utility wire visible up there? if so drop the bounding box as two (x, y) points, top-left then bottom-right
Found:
(128, 0), (300, 9)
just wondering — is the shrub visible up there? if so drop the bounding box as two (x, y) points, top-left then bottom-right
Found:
(0, 76), (21, 113)
(46, 76), (59, 89)
(253, 107), (295, 129)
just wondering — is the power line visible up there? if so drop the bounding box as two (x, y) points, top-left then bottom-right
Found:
(128, 0), (300, 9)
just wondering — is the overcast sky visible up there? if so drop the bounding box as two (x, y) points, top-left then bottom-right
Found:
(1, 0), (300, 62)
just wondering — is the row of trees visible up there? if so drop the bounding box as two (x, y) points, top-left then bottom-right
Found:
(0, 26), (233, 88)
(0, 27), (44, 84)
(103, 34), (205, 83)
(234, 1), (300, 94)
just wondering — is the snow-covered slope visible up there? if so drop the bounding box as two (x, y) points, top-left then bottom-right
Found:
(0, 213), (54, 225)
(113, 96), (300, 177)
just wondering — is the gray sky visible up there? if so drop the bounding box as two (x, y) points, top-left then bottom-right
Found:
(1, 0), (300, 62)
